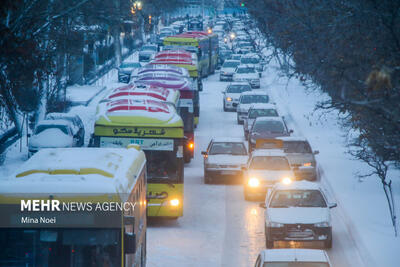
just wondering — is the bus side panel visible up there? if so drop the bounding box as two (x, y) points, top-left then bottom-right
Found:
(125, 167), (147, 267)
(147, 183), (183, 217)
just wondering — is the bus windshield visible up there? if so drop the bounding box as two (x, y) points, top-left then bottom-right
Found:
(146, 151), (179, 182)
(0, 228), (121, 267)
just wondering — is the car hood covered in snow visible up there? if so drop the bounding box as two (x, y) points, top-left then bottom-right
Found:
(267, 207), (330, 224)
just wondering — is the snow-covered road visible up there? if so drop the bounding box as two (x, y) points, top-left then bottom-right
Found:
(147, 72), (366, 267)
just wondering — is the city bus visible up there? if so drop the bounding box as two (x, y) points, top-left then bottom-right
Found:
(93, 98), (185, 218)
(164, 31), (219, 76)
(0, 146), (147, 267)
(187, 31), (219, 74)
(150, 55), (201, 127)
(133, 76), (195, 163)
(163, 33), (210, 77)
(103, 83), (180, 109)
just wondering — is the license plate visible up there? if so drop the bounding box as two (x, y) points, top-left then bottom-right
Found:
(221, 171), (236, 175)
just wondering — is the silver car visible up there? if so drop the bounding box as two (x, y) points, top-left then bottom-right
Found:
(222, 82), (252, 111)
(276, 136), (319, 181)
(236, 91), (270, 124)
(220, 60), (241, 81)
(244, 103), (279, 140)
(201, 137), (248, 184)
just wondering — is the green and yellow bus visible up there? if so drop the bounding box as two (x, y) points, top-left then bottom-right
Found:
(163, 31), (219, 76)
(93, 98), (185, 218)
(0, 146), (147, 267)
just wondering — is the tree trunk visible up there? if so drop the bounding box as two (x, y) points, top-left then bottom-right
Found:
(112, 25), (122, 67)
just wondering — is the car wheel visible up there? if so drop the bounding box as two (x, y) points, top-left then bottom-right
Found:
(324, 236), (332, 249)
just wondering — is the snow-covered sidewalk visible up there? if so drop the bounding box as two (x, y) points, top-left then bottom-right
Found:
(263, 57), (400, 266)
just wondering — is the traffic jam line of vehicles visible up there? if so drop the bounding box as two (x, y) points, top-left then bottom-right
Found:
(1, 15), (338, 267)
(201, 16), (337, 266)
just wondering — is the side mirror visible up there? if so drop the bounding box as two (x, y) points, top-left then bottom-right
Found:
(27, 133), (31, 138)
(124, 232), (136, 254)
(259, 203), (266, 209)
(329, 203), (337, 209)
(201, 151), (207, 156)
(313, 150), (320, 155)
(289, 129), (294, 134)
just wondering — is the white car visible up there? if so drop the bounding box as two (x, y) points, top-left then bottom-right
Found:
(260, 181), (337, 248)
(243, 103), (279, 140)
(201, 137), (248, 184)
(28, 120), (79, 157)
(236, 91), (270, 124)
(242, 149), (295, 200)
(255, 249), (332, 267)
(222, 82), (252, 111)
(233, 65), (260, 88)
(138, 44), (158, 63)
(240, 54), (263, 76)
(219, 60), (241, 81)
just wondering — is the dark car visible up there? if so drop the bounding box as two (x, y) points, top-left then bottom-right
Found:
(118, 62), (141, 83)
(248, 117), (293, 152)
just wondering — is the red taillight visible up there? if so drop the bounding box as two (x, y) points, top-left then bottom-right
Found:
(180, 90), (194, 99)
(188, 142), (194, 150)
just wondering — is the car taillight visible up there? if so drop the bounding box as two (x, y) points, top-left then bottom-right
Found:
(180, 90), (194, 99)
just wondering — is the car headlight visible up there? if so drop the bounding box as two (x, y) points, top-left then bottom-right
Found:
(268, 221), (284, 228)
(247, 177), (260, 187)
(281, 177), (292, 185)
(303, 162), (312, 167)
(226, 97), (232, 102)
(314, 221), (330, 227)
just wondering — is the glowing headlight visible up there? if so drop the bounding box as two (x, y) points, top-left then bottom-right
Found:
(303, 162), (312, 167)
(226, 97), (232, 102)
(170, 199), (180, 206)
(281, 177), (292, 185)
(314, 221), (330, 227)
(248, 177), (260, 187)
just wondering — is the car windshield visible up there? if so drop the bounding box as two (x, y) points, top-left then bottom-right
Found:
(241, 57), (259, 64)
(270, 190), (327, 208)
(141, 46), (157, 51)
(227, 85), (251, 93)
(248, 109), (278, 118)
(263, 263), (329, 267)
(209, 142), (247, 155)
(283, 141), (312, 153)
(253, 120), (285, 133)
(35, 124), (69, 135)
(120, 62), (140, 68)
(240, 95), (269, 104)
(223, 61), (240, 68)
(249, 156), (290, 170)
(236, 67), (255, 74)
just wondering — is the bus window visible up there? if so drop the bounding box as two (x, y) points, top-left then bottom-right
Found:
(0, 229), (121, 267)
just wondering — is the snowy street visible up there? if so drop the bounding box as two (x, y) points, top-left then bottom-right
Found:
(146, 71), (367, 267)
